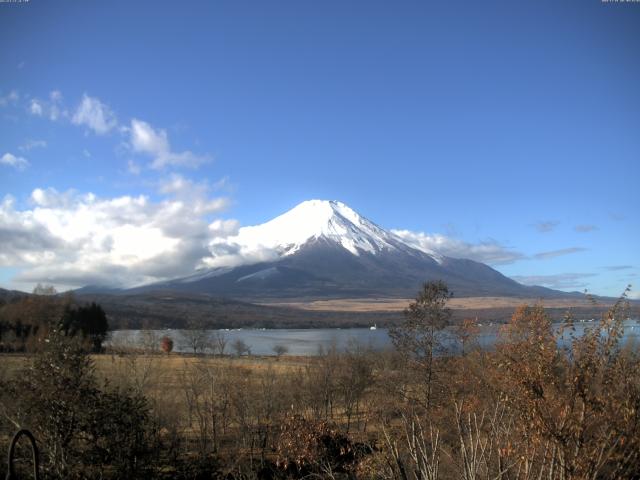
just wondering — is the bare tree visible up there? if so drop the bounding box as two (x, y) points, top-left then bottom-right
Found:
(389, 280), (452, 411)
(306, 341), (339, 421)
(140, 329), (161, 353)
(337, 343), (373, 432)
(211, 331), (228, 356)
(232, 338), (250, 356)
(272, 344), (288, 358)
(108, 339), (159, 395)
(382, 413), (441, 480)
(180, 323), (209, 355)
(32, 283), (58, 295)
(179, 359), (226, 456)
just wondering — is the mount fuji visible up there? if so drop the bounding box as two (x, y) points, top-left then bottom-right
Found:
(125, 200), (565, 299)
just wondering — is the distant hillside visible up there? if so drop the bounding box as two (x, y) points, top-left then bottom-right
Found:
(74, 291), (399, 329)
(1, 287), (635, 330)
(0, 287), (29, 303)
(75, 291), (636, 330)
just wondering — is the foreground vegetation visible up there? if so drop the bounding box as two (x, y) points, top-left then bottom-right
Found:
(0, 283), (638, 479)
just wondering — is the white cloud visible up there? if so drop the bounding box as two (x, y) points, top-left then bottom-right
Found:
(198, 224), (528, 271)
(157, 173), (230, 215)
(511, 273), (596, 290)
(129, 119), (169, 156)
(209, 219), (240, 237)
(1, 152), (30, 170)
(30, 188), (48, 206)
(30, 187), (78, 208)
(47, 90), (65, 120)
(158, 172), (192, 194)
(533, 247), (586, 260)
(0, 195), (64, 267)
(29, 99), (43, 116)
(27, 92), (67, 121)
(129, 118), (208, 169)
(12, 90), (211, 172)
(201, 241), (280, 269)
(0, 90), (19, 106)
(0, 179), (232, 289)
(72, 94), (117, 134)
(391, 229), (525, 265)
(19, 139), (47, 152)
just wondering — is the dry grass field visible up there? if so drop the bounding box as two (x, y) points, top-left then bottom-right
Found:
(258, 296), (618, 312)
(1, 352), (313, 399)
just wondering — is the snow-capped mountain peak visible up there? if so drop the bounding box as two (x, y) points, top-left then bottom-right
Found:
(121, 199), (563, 300)
(223, 199), (404, 257)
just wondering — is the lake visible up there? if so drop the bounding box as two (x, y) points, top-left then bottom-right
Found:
(108, 319), (640, 356)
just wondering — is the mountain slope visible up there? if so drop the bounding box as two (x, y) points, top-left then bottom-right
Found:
(125, 200), (572, 299)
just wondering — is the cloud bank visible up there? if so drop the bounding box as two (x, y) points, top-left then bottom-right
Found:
(0, 177), (233, 289)
(391, 230), (525, 265)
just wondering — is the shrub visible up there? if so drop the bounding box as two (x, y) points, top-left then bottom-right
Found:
(160, 335), (174, 354)
(0, 330), (150, 478)
(274, 413), (369, 476)
(492, 294), (640, 479)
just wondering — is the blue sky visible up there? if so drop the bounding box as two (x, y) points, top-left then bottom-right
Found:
(1, 0), (638, 296)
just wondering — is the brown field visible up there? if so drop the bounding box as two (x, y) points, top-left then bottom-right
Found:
(258, 295), (617, 312)
(1, 352), (313, 391)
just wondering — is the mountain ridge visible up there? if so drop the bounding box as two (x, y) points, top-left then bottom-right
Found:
(91, 199), (582, 300)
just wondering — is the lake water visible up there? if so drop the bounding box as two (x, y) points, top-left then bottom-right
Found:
(109, 319), (640, 356)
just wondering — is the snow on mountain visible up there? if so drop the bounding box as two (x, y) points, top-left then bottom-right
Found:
(240, 199), (398, 255)
(206, 199), (440, 267)
(112, 199), (572, 299)
(237, 267), (279, 282)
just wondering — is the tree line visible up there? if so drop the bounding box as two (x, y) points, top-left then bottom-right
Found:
(0, 288), (108, 353)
